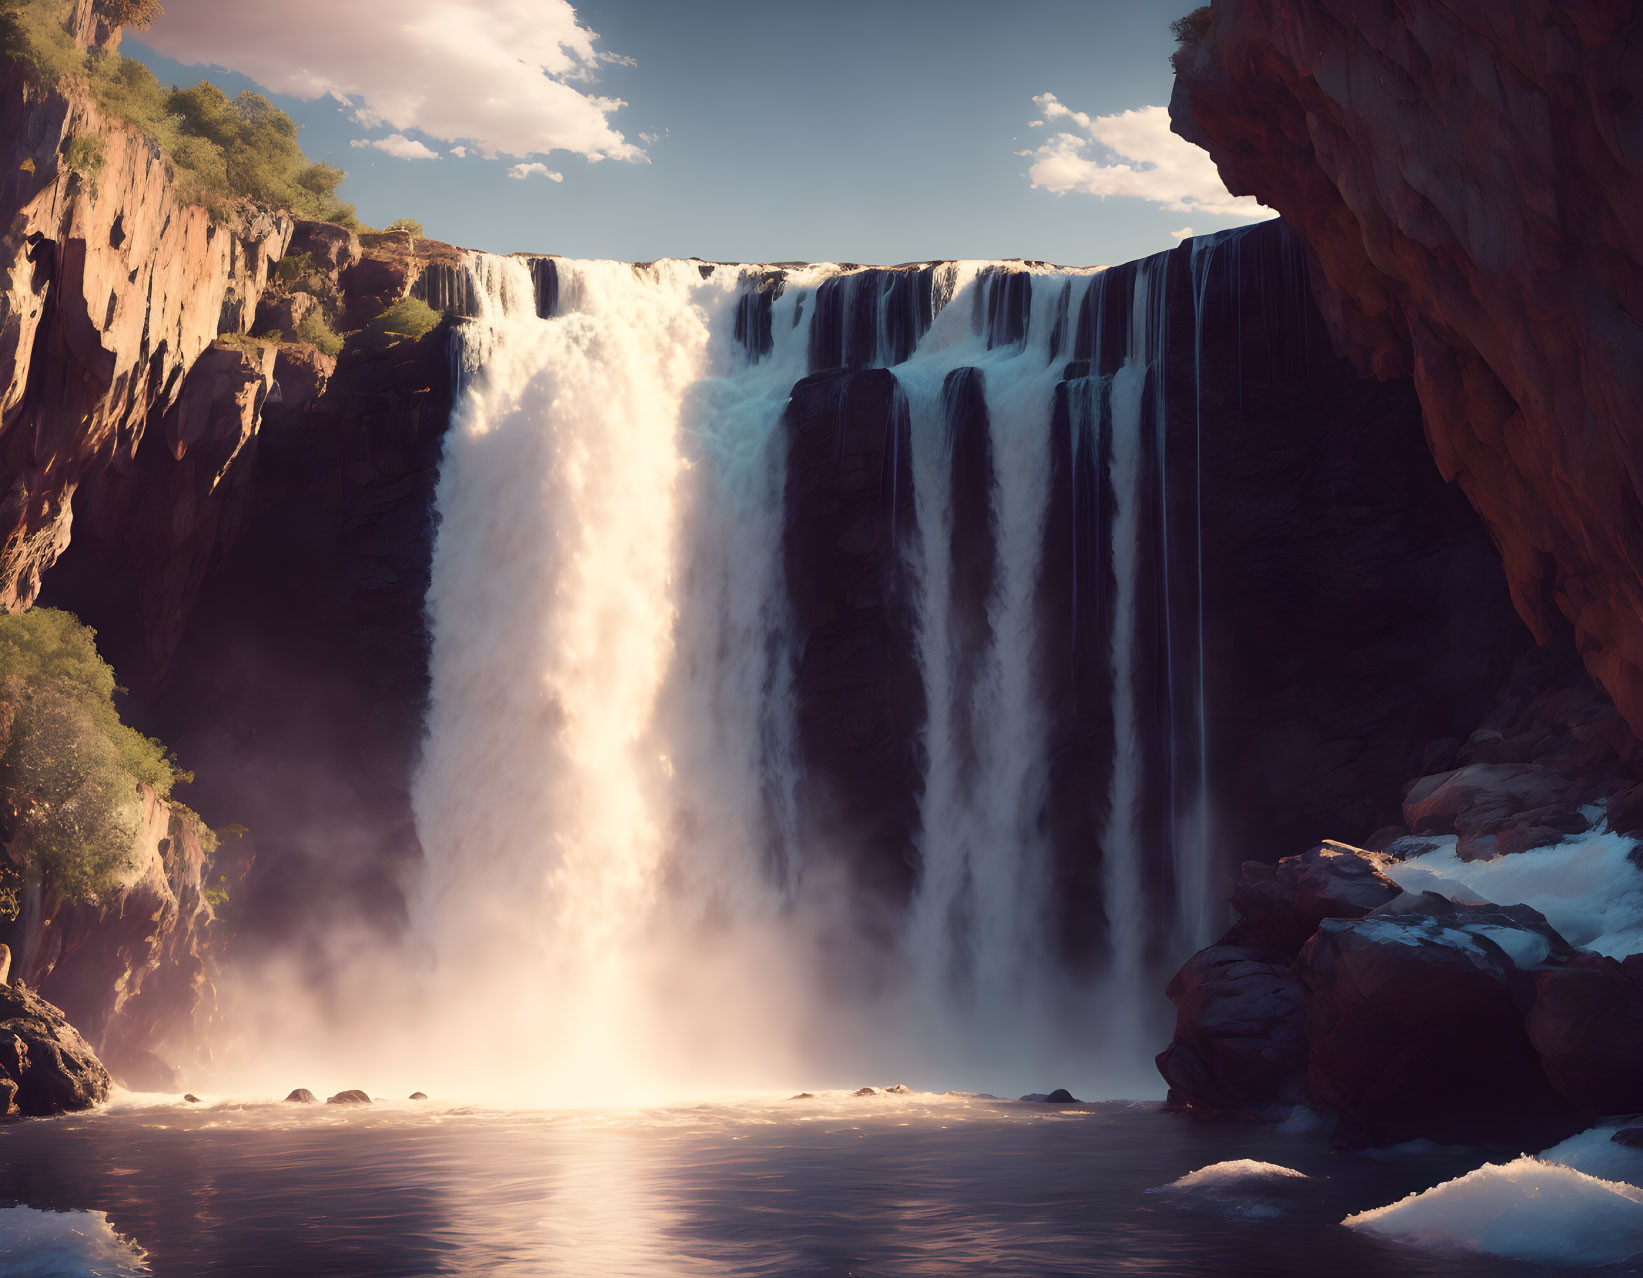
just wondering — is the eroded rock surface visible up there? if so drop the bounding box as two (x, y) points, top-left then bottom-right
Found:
(1170, 1), (1643, 734)
(0, 980), (110, 1117)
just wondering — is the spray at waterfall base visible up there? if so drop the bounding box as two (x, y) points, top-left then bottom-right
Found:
(202, 234), (1274, 1106)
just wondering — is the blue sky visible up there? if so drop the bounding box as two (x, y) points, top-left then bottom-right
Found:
(129, 0), (1266, 266)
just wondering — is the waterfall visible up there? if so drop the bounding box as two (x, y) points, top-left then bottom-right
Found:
(410, 239), (1232, 1100)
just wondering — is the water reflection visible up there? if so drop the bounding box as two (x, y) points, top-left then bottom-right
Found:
(0, 1094), (1629, 1277)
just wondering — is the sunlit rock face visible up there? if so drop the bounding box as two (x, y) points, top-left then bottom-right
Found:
(8, 786), (221, 1091)
(0, 60), (289, 613)
(1170, 0), (1643, 732)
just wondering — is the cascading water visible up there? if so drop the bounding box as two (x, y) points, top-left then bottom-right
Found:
(407, 240), (1228, 1101)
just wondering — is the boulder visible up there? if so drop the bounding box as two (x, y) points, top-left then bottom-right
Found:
(327, 1089), (371, 1105)
(1157, 945), (1307, 1113)
(1402, 763), (1584, 859)
(287, 220), (361, 274)
(1020, 1089), (1079, 1104)
(0, 982), (111, 1117)
(272, 344), (337, 410)
(1222, 844), (1403, 958)
(255, 291), (317, 337)
(851, 1087), (876, 1097)
(1526, 953), (1643, 1114)
(1295, 895), (1577, 1148)
(285, 1089), (316, 1104)
(408, 1092), (428, 1101)
(182, 1093), (200, 1103)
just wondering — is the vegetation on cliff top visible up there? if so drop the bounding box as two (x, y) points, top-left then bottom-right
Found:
(0, 609), (202, 911)
(1, 0), (362, 227)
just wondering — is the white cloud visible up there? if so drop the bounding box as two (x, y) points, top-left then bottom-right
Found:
(142, 0), (644, 165)
(451, 145), (468, 159)
(508, 163), (565, 182)
(350, 134), (440, 161)
(1023, 94), (1269, 221)
(1170, 226), (1194, 239)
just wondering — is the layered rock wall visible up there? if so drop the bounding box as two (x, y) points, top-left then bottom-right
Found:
(0, 60), (289, 611)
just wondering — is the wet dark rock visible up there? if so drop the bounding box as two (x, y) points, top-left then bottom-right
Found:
(1296, 897), (1578, 1148)
(1526, 953), (1643, 1114)
(1157, 946), (1307, 1114)
(783, 369), (923, 910)
(285, 1089), (316, 1103)
(0, 981), (111, 1117)
(1019, 1089), (1079, 1104)
(327, 1090), (371, 1105)
(409, 1092), (428, 1101)
(182, 1094), (200, 1103)
(1222, 844), (1403, 959)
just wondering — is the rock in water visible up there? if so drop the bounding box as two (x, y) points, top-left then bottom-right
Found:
(0, 982), (111, 1117)
(182, 1094), (200, 1104)
(408, 1092), (428, 1101)
(852, 1087), (877, 1097)
(1020, 1090), (1080, 1104)
(285, 1089), (317, 1104)
(326, 1090), (371, 1105)
(789, 1093), (814, 1100)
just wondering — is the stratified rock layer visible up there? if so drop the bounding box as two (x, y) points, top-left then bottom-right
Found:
(1170, 1), (1643, 732)
(0, 62), (289, 611)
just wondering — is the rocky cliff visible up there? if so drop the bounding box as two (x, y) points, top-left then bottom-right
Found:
(4, 785), (222, 1089)
(0, 51), (289, 613)
(1170, 0), (1643, 733)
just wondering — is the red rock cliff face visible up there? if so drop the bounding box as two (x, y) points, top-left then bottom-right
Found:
(1169, 2), (1643, 730)
(0, 61), (290, 612)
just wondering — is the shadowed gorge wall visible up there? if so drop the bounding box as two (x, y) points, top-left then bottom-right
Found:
(1170, 0), (1643, 734)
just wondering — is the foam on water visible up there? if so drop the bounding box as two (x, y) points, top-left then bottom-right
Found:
(0, 1206), (149, 1278)
(1385, 827), (1643, 957)
(1344, 1156), (1643, 1267)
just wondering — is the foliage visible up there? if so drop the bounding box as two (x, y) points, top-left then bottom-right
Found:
(0, 0), (84, 82)
(0, 609), (191, 904)
(274, 251), (315, 289)
(61, 133), (104, 180)
(1, 2), (364, 227)
(385, 218), (425, 238)
(94, 0), (161, 27)
(366, 297), (441, 341)
(296, 307), (345, 357)
(1170, 6), (1212, 71)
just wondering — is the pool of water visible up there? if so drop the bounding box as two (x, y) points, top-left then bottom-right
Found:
(0, 1093), (1626, 1276)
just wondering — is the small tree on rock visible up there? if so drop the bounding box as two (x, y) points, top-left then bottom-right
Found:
(94, 0), (164, 29)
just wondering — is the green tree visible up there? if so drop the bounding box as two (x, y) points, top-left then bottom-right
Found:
(94, 0), (162, 28)
(0, 609), (186, 905)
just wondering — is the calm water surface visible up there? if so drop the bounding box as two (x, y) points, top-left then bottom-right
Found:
(0, 1093), (1620, 1276)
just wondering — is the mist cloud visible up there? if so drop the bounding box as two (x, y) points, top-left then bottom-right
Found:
(1024, 95), (1268, 221)
(141, 0), (645, 165)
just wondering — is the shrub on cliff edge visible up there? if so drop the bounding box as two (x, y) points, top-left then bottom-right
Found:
(366, 298), (441, 341)
(2, 0), (363, 227)
(0, 609), (187, 906)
